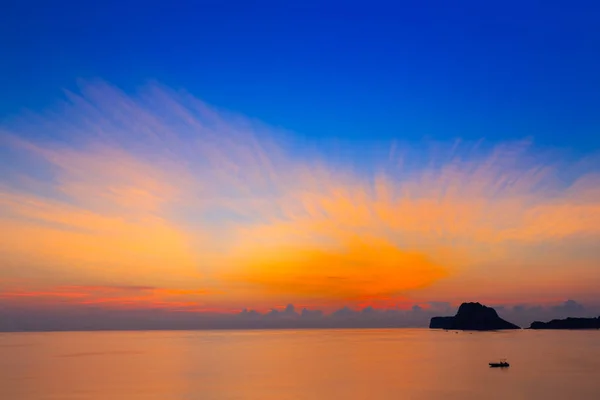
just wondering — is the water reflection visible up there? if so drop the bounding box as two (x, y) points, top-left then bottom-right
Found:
(1, 329), (599, 399)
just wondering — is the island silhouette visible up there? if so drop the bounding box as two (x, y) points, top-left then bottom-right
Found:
(529, 316), (600, 330)
(430, 302), (520, 330)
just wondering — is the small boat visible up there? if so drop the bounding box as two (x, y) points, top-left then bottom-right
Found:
(489, 359), (510, 368)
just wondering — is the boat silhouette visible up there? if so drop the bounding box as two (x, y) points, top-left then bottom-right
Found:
(489, 359), (510, 368)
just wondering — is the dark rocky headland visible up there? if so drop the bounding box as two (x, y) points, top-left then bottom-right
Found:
(429, 302), (520, 330)
(529, 316), (600, 330)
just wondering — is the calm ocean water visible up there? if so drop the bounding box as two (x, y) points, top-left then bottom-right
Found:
(1, 328), (599, 399)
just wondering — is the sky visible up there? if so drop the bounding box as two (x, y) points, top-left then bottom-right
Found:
(1, 1), (600, 330)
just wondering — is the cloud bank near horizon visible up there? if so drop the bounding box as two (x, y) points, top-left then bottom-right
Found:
(1, 81), (599, 315)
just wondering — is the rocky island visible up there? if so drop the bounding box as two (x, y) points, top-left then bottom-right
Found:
(529, 316), (600, 330)
(429, 302), (520, 330)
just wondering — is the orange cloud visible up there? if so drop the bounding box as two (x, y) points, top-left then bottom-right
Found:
(0, 196), (201, 287)
(224, 234), (447, 305)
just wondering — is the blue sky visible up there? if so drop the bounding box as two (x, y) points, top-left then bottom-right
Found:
(1, 1), (600, 321)
(3, 0), (600, 151)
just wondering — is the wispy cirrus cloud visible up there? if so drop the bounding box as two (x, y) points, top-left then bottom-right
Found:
(1, 80), (599, 313)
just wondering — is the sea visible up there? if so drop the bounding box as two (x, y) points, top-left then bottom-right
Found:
(1, 328), (599, 399)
